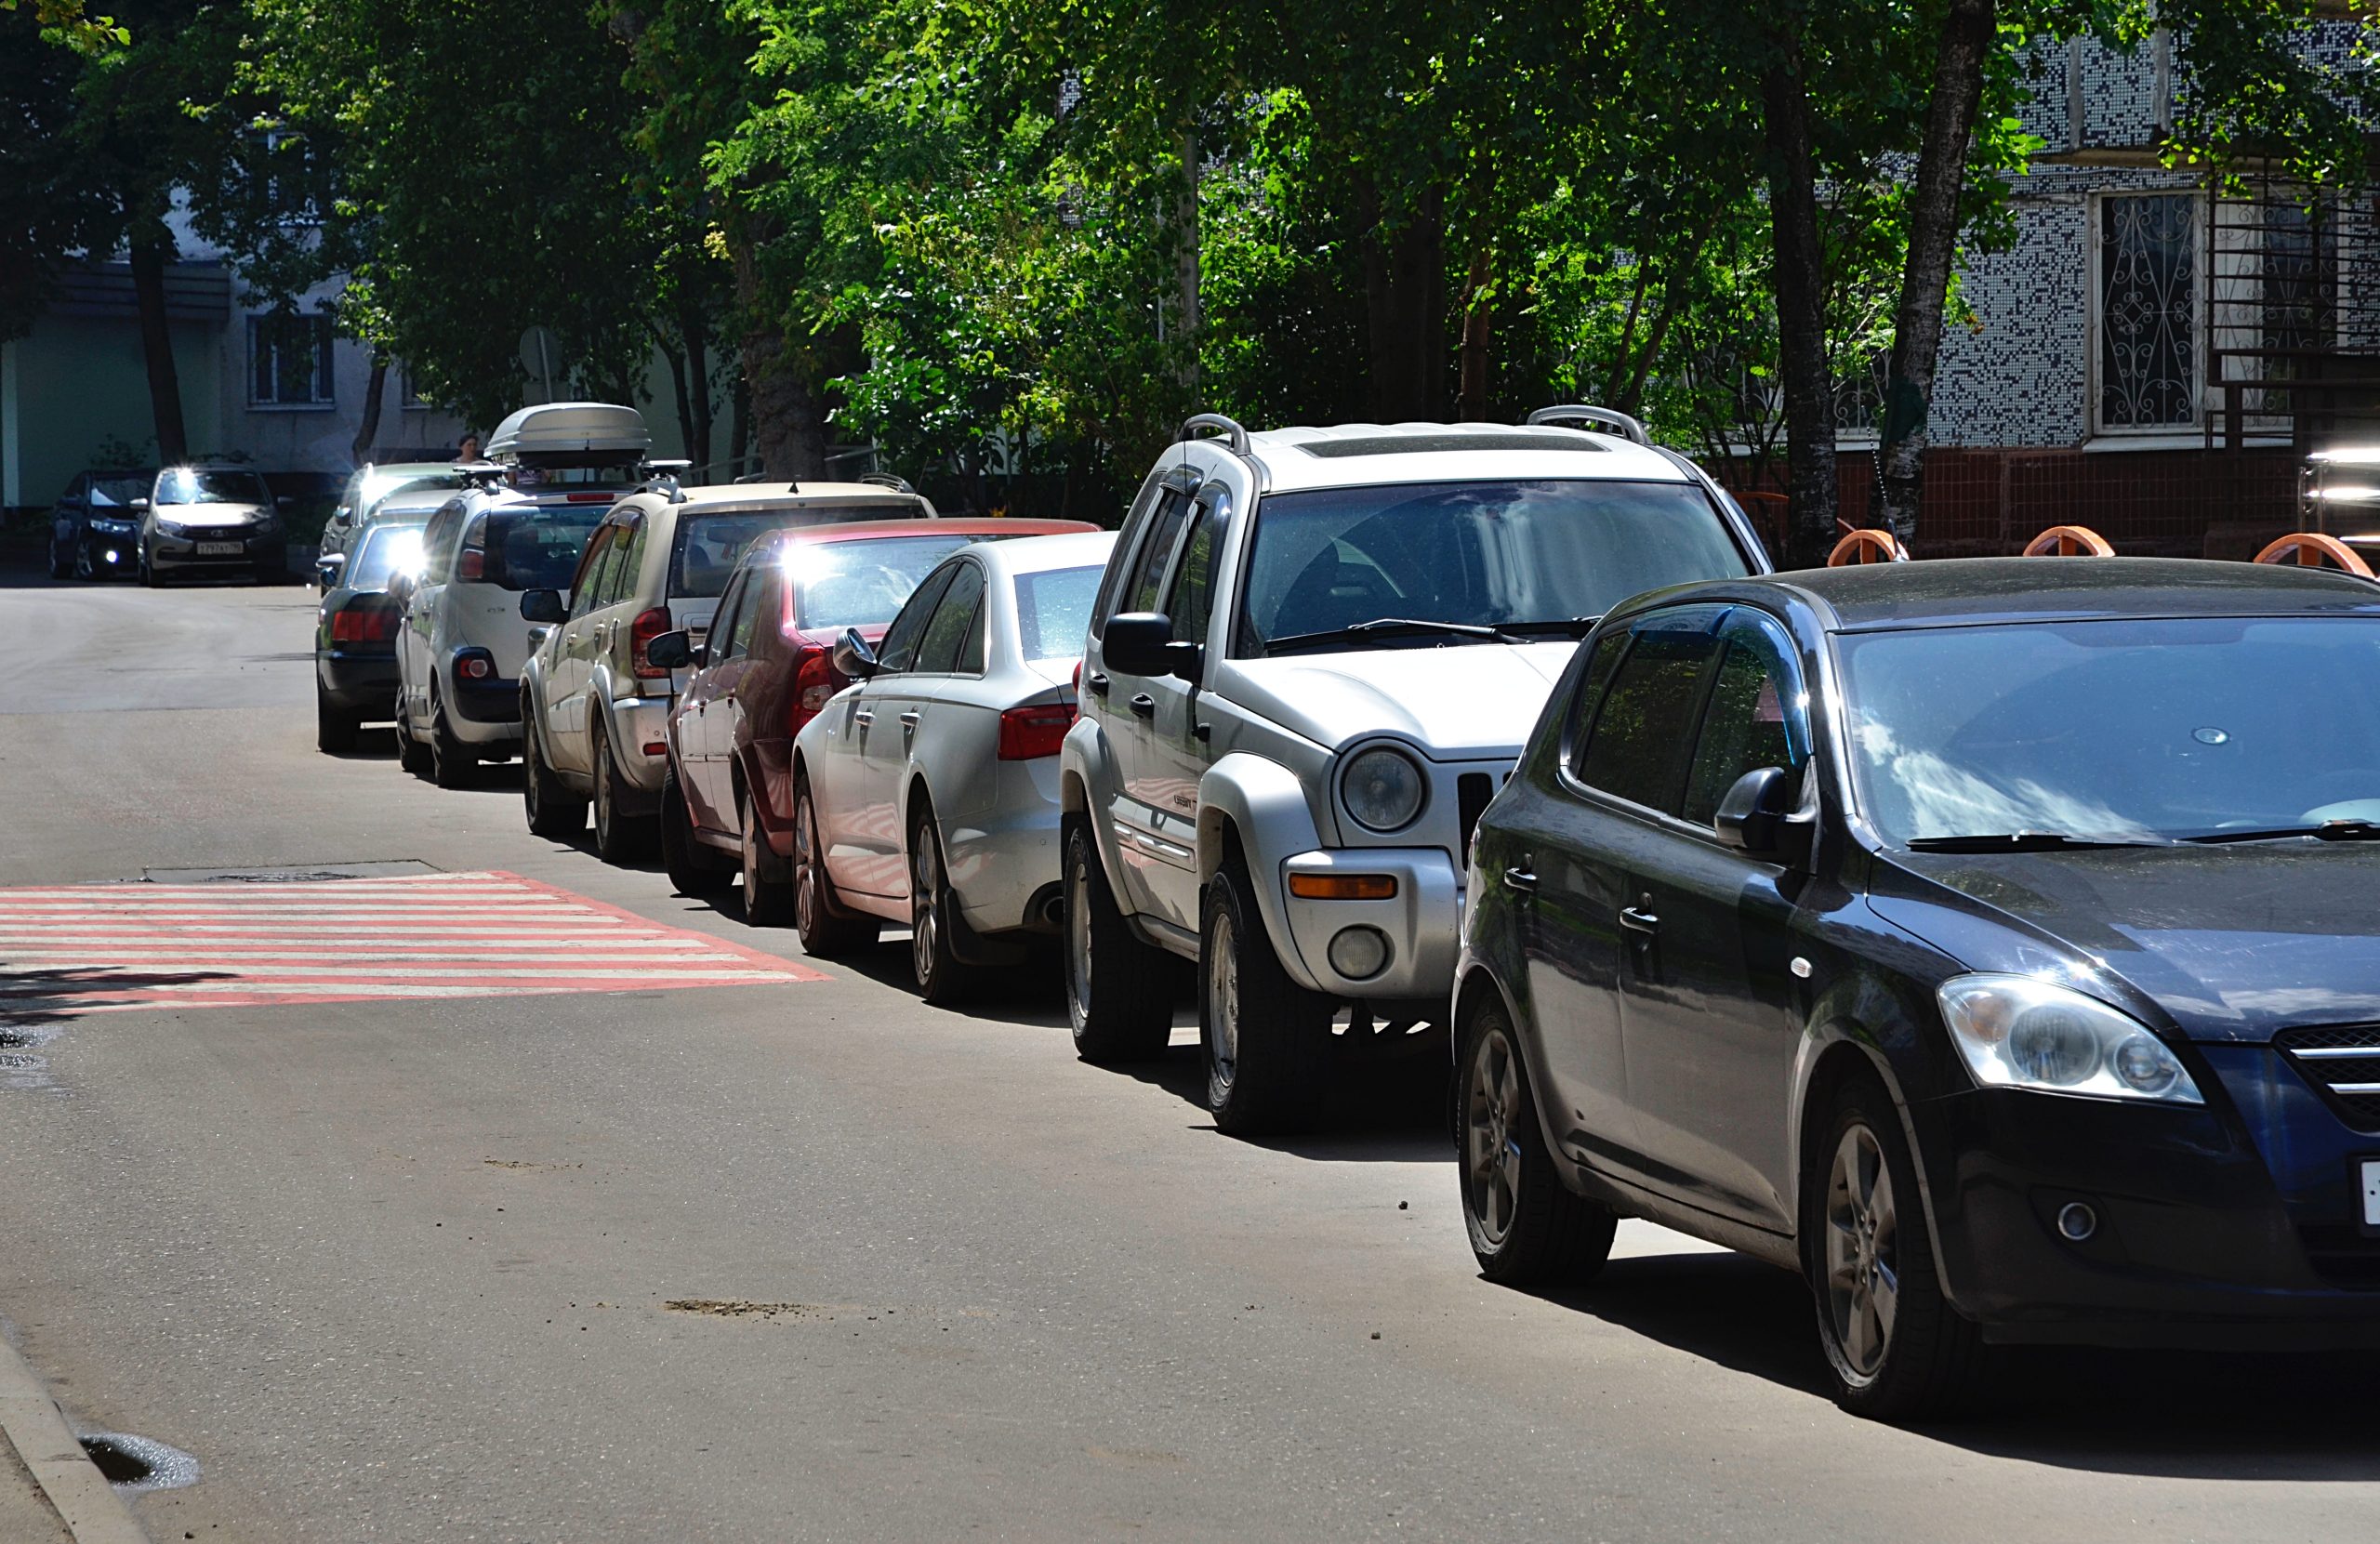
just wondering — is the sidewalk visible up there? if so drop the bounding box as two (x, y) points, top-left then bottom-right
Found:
(0, 1424), (75, 1544)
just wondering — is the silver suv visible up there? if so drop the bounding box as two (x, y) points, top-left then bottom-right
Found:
(1059, 410), (1769, 1134)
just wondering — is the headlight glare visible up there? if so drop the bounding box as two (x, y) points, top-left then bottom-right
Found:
(1340, 746), (1425, 833)
(1937, 974), (2201, 1103)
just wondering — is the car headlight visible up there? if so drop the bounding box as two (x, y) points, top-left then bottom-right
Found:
(1340, 746), (1426, 834)
(155, 518), (187, 537)
(254, 513), (282, 534)
(92, 518), (134, 534)
(1937, 974), (2202, 1104)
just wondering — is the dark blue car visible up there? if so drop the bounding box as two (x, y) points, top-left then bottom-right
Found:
(1456, 557), (2380, 1420)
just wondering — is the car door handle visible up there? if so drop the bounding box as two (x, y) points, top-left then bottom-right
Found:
(1129, 693), (1156, 719)
(1619, 904), (1660, 933)
(1502, 866), (1537, 893)
(1087, 672), (1110, 697)
(853, 710), (875, 727)
(899, 710), (921, 728)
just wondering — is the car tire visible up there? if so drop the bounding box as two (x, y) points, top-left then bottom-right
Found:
(659, 763), (732, 896)
(315, 689), (360, 755)
(73, 544), (99, 581)
(1201, 860), (1332, 1136)
(1457, 996), (1617, 1286)
(522, 714), (588, 838)
(792, 775), (877, 957)
(589, 719), (654, 864)
(908, 801), (985, 1005)
(428, 684), (476, 789)
(740, 783), (794, 927)
(139, 549), (159, 587)
(395, 684), (435, 778)
(1063, 819), (1177, 1064)
(1806, 1069), (1994, 1423)
(47, 542), (71, 581)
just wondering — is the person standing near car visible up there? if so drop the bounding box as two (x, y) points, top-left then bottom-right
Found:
(456, 433), (482, 462)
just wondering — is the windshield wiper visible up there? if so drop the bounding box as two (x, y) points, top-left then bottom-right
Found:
(1494, 615), (1605, 639)
(2183, 819), (2380, 845)
(1264, 616), (1529, 653)
(1904, 832), (2175, 853)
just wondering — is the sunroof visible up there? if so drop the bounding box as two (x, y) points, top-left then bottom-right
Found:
(1296, 431), (1611, 459)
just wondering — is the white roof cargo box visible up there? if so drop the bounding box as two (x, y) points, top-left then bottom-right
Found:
(484, 402), (652, 461)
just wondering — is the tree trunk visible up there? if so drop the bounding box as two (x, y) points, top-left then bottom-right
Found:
(656, 327), (696, 467)
(127, 219), (188, 465)
(1876, 0), (1998, 544)
(684, 308), (714, 475)
(729, 372), (751, 481)
(1172, 128), (1200, 399)
(1761, 49), (1839, 567)
(1456, 246), (1493, 421)
(1358, 176), (1448, 422)
(734, 235), (826, 481)
(352, 357), (388, 466)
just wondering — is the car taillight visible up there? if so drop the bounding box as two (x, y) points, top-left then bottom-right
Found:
(998, 702), (1074, 760)
(629, 606), (673, 680)
(787, 644), (840, 735)
(456, 547), (484, 582)
(1070, 659), (1082, 719)
(329, 604), (397, 644)
(455, 649), (496, 680)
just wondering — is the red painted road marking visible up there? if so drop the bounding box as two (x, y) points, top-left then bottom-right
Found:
(0, 870), (823, 1019)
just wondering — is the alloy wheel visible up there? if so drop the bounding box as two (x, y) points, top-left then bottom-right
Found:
(1464, 1023), (1524, 1247)
(1064, 847), (1092, 1019)
(910, 828), (941, 987)
(1823, 1124), (1900, 1380)
(794, 797), (822, 936)
(592, 732), (615, 850)
(1206, 910), (1240, 1092)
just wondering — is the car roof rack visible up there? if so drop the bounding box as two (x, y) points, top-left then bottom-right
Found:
(734, 471), (794, 488)
(1527, 404), (1652, 447)
(640, 458), (691, 504)
(454, 460), (510, 487)
(857, 472), (916, 495)
(1178, 413), (1252, 456)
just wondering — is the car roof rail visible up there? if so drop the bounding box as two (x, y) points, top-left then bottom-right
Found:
(1179, 413), (1251, 456)
(858, 472), (916, 495)
(734, 471), (794, 488)
(1527, 404), (1652, 446)
(454, 460), (510, 487)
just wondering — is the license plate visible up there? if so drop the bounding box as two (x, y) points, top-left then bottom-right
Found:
(197, 540), (245, 556)
(2363, 1160), (2380, 1227)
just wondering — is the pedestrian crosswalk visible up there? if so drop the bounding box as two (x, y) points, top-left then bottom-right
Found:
(0, 870), (823, 1018)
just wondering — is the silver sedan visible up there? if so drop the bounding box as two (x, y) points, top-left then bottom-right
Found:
(791, 531), (1116, 1001)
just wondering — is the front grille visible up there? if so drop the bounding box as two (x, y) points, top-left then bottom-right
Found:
(2276, 1023), (2380, 1130)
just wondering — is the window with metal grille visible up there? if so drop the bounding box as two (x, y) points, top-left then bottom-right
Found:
(2096, 193), (2199, 430)
(249, 311), (335, 407)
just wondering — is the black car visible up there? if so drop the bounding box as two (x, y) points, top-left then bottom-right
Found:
(315, 520), (428, 752)
(1456, 557), (2380, 1421)
(46, 468), (158, 580)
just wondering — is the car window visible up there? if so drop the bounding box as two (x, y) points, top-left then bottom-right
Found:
(1572, 611), (1725, 815)
(569, 527), (619, 619)
(1559, 627), (1635, 768)
(730, 571), (768, 657)
(1681, 611), (1811, 827)
(418, 504), (464, 584)
(1091, 482), (1173, 639)
(1165, 492), (1227, 646)
(710, 570), (750, 661)
(348, 524), (429, 591)
(916, 562), (987, 674)
(610, 521), (650, 606)
(1014, 565), (1105, 663)
(1123, 492), (1194, 615)
(787, 534), (979, 632)
(879, 567), (957, 674)
(479, 508), (605, 592)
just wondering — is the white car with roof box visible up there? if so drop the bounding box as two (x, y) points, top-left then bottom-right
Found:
(1059, 408), (1771, 1134)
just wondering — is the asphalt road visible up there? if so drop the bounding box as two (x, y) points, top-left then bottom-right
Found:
(5, 566), (2380, 1542)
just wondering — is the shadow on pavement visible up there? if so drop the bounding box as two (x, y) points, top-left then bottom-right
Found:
(0, 963), (236, 1029)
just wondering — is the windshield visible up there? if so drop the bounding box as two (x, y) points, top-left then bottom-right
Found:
(364, 472), (461, 513)
(1015, 565), (1104, 662)
(1839, 616), (2380, 845)
(157, 468), (271, 507)
(671, 508), (921, 599)
(349, 524), (428, 591)
(1236, 480), (1749, 653)
(88, 476), (151, 508)
(470, 508), (603, 591)
(784, 534), (983, 630)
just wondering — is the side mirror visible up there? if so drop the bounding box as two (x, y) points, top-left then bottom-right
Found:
(644, 628), (694, 670)
(130, 496), (150, 511)
(1103, 612), (1176, 678)
(316, 554), (346, 588)
(519, 588), (567, 625)
(1714, 765), (1816, 867)
(833, 627), (880, 681)
(386, 571), (415, 605)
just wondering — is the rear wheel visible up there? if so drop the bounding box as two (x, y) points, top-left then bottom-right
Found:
(792, 776), (877, 956)
(522, 713), (587, 838)
(660, 763), (731, 896)
(1063, 820), (1176, 1064)
(1457, 997), (1616, 1285)
(908, 803), (985, 1004)
(1201, 863), (1332, 1136)
(589, 719), (654, 864)
(315, 688), (359, 754)
(395, 683), (434, 778)
(739, 784), (794, 927)
(1806, 1070), (1993, 1422)
(428, 684), (475, 789)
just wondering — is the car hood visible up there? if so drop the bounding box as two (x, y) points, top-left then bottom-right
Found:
(1218, 642), (1576, 757)
(156, 501), (267, 527)
(1870, 844), (2380, 1043)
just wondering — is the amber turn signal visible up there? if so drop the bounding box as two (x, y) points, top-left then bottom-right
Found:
(1287, 874), (1397, 900)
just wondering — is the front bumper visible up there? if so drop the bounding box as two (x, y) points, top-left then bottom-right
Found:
(1915, 1047), (2380, 1348)
(1273, 847), (1461, 1002)
(150, 530), (280, 570)
(75, 528), (142, 575)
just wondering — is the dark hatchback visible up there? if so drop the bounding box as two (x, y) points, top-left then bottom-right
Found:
(47, 468), (158, 580)
(1456, 557), (2380, 1420)
(315, 521), (427, 752)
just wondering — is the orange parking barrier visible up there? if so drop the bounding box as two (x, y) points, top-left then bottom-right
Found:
(2022, 524), (2116, 557)
(1827, 528), (1909, 566)
(2253, 532), (2375, 577)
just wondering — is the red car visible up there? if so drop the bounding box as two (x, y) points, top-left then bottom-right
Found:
(653, 518), (1097, 914)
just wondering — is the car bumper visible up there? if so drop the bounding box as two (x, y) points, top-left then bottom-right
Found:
(75, 530), (142, 574)
(317, 652), (399, 709)
(448, 676), (523, 744)
(1272, 847), (1461, 1003)
(150, 534), (279, 570)
(1916, 1048), (2380, 1348)
(950, 757), (1067, 935)
(607, 694), (674, 794)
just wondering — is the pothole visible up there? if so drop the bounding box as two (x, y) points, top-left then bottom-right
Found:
(78, 1432), (199, 1493)
(139, 861), (442, 884)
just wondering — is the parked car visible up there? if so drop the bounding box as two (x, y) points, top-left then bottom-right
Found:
(391, 402), (653, 786)
(314, 519), (431, 752)
(516, 477), (943, 863)
(645, 518), (1096, 932)
(319, 462), (467, 582)
(139, 464), (289, 586)
(1456, 556), (2380, 1421)
(789, 529), (1115, 999)
(1061, 411), (1767, 1134)
(46, 468), (157, 580)
(315, 488), (450, 590)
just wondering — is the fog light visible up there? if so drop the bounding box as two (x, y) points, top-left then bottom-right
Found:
(102, 548), (120, 564)
(1327, 926), (1389, 981)
(2056, 1202), (2097, 1242)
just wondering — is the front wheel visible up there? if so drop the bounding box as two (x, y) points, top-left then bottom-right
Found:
(659, 763), (732, 896)
(1063, 820), (1176, 1063)
(47, 542), (71, 581)
(139, 549), (159, 587)
(1806, 1071), (1993, 1422)
(793, 776), (877, 956)
(1457, 998), (1616, 1285)
(1201, 864), (1331, 1136)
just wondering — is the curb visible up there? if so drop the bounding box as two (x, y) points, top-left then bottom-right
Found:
(0, 1334), (147, 1544)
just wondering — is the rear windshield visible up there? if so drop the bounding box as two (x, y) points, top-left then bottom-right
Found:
(1014, 565), (1104, 662)
(349, 524), (428, 591)
(671, 506), (920, 599)
(157, 468), (271, 506)
(469, 508), (603, 590)
(785, 534), (984, 630)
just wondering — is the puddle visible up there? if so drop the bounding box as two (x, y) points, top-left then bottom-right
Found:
(78, 1432), (199, 1494)
(0, 1023), (61, 1092)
